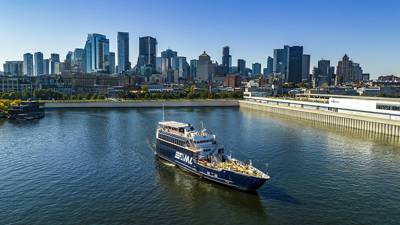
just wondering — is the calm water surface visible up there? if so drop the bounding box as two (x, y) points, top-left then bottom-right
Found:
(1, 107), (400, 225)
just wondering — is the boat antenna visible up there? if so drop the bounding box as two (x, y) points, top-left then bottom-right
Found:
(162, 104), (165, 121)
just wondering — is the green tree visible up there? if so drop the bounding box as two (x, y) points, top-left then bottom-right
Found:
(97, 94), (105, 100)
(0, 102), (7, 113)
(141, 85), (149, 92)
(8, 91), (16, 100)
(62, 94), (68, 100)
(77, 94), (83, 100)
(22, 89), (30, 100)
(91, 93), (97, 100)
(190, 85), (196, 93)
(200, 89), (209, 99)
(84, 93), (91, 100)
(187, 92), (195, 99)
(70, 95), (76, 100)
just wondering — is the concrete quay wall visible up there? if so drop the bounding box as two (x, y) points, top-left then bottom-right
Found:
(44, 100), (239, 108)
(239, 100), (400, 137)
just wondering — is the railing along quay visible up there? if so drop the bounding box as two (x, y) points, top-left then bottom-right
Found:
(239, 98), (400, 137)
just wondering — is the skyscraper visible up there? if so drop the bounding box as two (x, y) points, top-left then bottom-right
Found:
(302, 54), (310, 80)
(336, 54), (353, 85)
(266, 56), (273, 75)
(237, 59), (246, 76)
(318, 60), (331, 76)
(50, 53), (60, 75)
(43, 59), (50, 75)
(156, 57), (162, 73)
(84, 33), (110, 73)
(161, 49), (178, 82)
(196, 51), (212, 81)
(173, 56), (189, 80)
(64, 51), (72, 72)
(283, 45), (290, 75)
(287, 46), (303, 83)
(109, 52), (116, 74)
(137, 36), (157, 72)
(316, 59), (333, 86)
(273, 49), (285, 73)
(34, 52), (43, 76)
(23, 53), (33, 76)
(117, 32), (129, 73)
(3, 61), (23, 76)
(190, 59), (197, 79)
(222, 46), (231, 75)
(72, 48), (84, 72)
(252, 63), (261, 76)
(352, 63), (363, 82)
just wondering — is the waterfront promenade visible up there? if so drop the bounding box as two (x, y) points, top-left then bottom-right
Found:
(44, 100), (239, 108)
(240, 100), (400, 137)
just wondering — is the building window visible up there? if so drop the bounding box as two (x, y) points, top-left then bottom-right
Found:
(376, 104), (400, 111)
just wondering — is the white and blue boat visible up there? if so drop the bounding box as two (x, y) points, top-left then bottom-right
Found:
(155, 121), (269, 192)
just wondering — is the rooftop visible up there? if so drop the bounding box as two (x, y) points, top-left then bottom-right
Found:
(159, 120), (190, 128)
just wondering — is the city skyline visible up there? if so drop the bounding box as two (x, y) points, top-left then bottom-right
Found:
(1, 0), (400, 78)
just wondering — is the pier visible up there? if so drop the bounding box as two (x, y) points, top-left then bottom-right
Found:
(239, 99), (400, 137)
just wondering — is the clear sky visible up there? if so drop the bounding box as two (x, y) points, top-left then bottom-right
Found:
(1, 0), (399, 78)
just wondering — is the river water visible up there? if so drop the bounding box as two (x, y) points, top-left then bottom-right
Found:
(0, 107), (399, 225)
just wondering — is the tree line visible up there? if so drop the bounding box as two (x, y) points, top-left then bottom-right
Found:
(0, 86), (243, 101)
(0, 89), (105, 100)
(118, 85), (243, 100)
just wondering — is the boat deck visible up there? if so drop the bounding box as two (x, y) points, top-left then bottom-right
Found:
(198, 160), (265, 178)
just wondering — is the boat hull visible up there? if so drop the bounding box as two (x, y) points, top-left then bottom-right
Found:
(156, 141), (267, 192)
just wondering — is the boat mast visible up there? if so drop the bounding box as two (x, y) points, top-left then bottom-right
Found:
(162, 104), (165, 121)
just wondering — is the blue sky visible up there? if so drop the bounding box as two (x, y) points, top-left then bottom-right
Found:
(1, 0), (399, 78)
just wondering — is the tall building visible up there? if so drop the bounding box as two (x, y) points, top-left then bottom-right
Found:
(190, 59), (198, 79)
(50, 53), (60, 75)
(315, 59), (333, 86)
(302, 54), (310, 80)
(43, 59), (50, 75)
(84, 33), (110, 73)
(273, 49), (285, 73)
(336, 54), (353, 85)
(287, 46), (303, 83)
(266, 56), (273, 74)
(282, 45), (290, 76)
(352, 63), (363, 82)
(23, 53), (33, 76)
(3, 61), (23, 76)
(64, 51), (72, 72)
(318, 60), (331, 76)
(137, 36), (157, 72)
(252, 63), (261, 76)
(109, 52), (116, 74)
(117, 32), (129, 73)
(34, 52), (44, 76)
(222, 46), (231, 75)
(172, 56), (189, 80)
(161, 49), (178, 82)
(156, 57), (162, 73)
(72, 48), (84, 72)
(53, 62), (61, 75)
(196, 51), (212, 81)
(237, 59), (246, 76)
